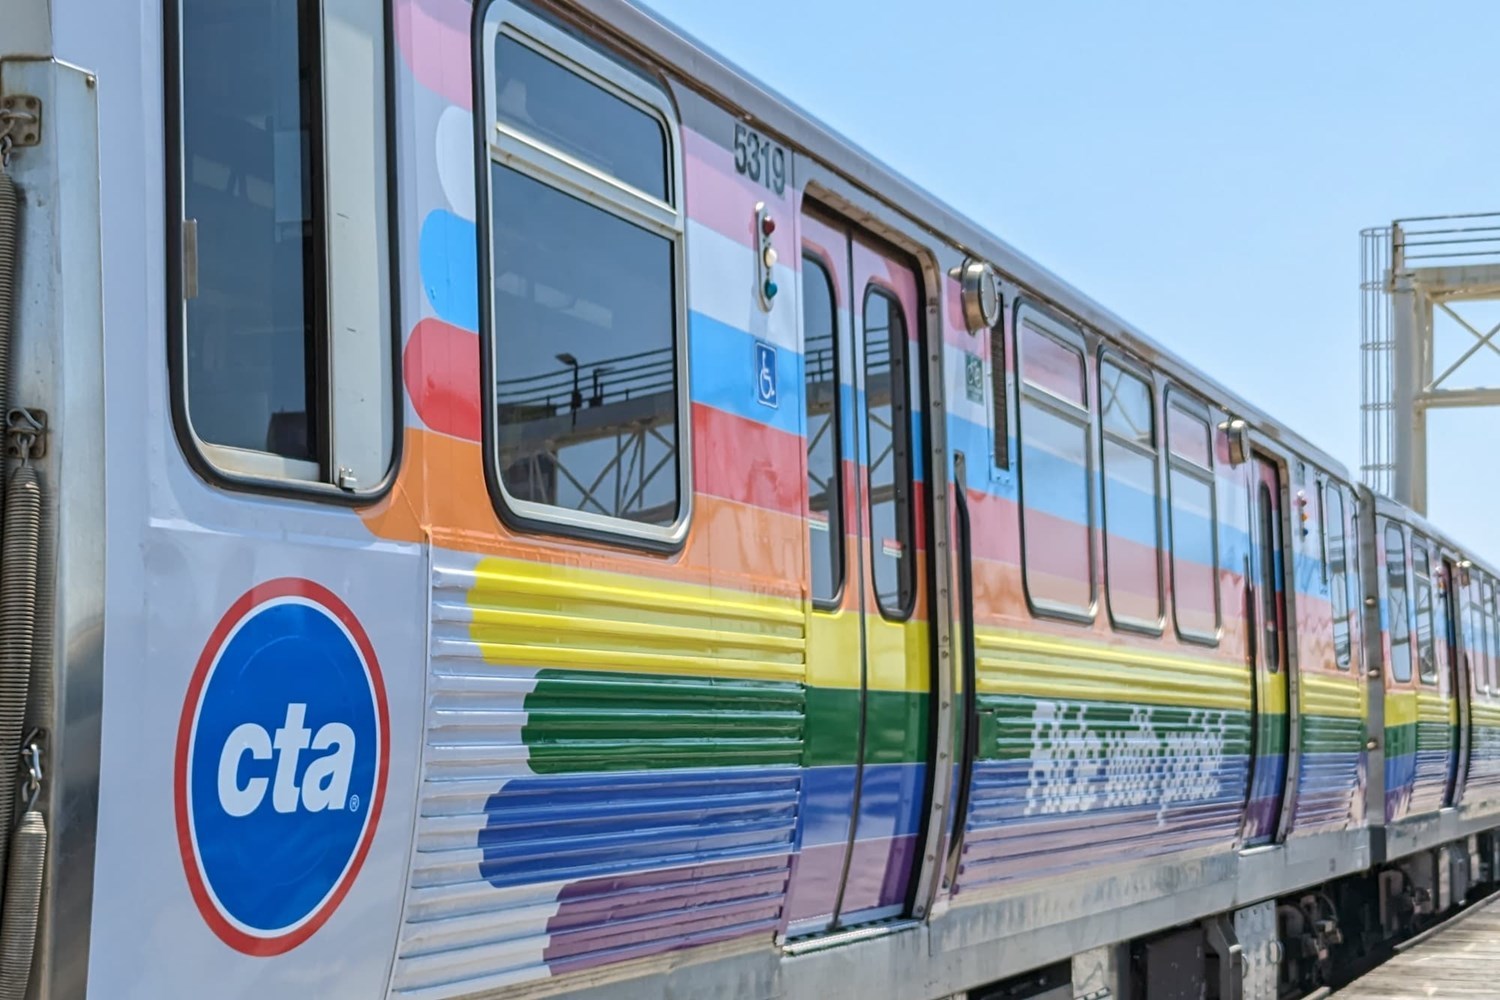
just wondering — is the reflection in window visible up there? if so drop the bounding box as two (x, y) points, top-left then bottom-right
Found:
(1019, 324), (1092, 617)
(1387, 527), (1413, 683)
(1326, 488), (1352, 668)
(1167, 399), (1218, 642)
(804, 256), (843, 605)
(486, 29), (682, 532)
(1100, 362), (1160, 627)
(491, 167), (677, 524)
(493, 34), (668, 202)
(864, 289), (914, 616)
(1414, 546), (1437, 685)
(1487, 580), (1500, 693)
(1258, 484), (1282, 672)
(1468, 586), (1487, 695)
(181, 0), (322, 463)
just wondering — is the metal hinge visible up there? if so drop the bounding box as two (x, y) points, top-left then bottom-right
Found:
(182, 219), (199, 300)
(6, 407), (48, 460)
(0, 94), (42, 163)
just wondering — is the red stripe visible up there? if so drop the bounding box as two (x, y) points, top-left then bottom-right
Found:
(405, 318), (482, 442)
(692, 404), (804, 515)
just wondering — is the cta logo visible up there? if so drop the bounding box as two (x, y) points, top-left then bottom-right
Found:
(174, 579), (389, 956)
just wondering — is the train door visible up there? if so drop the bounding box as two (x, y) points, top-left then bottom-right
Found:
(789, 208), (931, 934)
(1441, 556), (1469, 806)
(1243, 453), (1290, 845)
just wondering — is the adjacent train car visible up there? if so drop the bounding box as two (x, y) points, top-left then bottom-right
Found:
(2, 1), (1500, 998)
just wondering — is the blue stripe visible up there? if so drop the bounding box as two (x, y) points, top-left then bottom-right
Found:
(419, 209), (480, 332)
(689, 312), (803, 436)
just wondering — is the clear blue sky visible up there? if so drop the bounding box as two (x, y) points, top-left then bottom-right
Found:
(642, 0), (1500, 559)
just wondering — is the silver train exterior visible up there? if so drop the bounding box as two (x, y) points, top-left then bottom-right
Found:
(0, 1), (1497, 998)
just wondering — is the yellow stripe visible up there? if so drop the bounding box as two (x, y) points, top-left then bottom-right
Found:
(467, 556), (806, 682)
(1301, 672), (1364, 720)
(1385, 690), (1419, 728)
(974, 626), (1251, 711)
(1415, 690), (1455, 725)
(807, 612), (861, 690)
(1473, 701), (1500, 728)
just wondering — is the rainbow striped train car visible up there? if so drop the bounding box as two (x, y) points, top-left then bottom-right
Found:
(4, 0), (1500, 998)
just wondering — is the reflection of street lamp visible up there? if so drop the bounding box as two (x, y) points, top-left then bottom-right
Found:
(556, 352), (580, 426)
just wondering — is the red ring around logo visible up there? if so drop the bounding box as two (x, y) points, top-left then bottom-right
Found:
(172, 578), (391, 956)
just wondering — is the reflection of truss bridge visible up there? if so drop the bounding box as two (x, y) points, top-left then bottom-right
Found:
(497, 347), (676, 521)
(1361, 213), (1500, 511)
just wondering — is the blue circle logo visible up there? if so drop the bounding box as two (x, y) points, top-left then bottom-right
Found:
(174, 579), (389, 955)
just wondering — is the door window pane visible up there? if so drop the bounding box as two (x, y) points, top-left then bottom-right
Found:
(181, 0), (322, 463)
(1387, 526), (1413, 683)
(1326, 488), (1352, 669)
(1258, 483), (1281, 671)
(1487, 579), (1500, 693)
(864, 288), (915, 616)
(804, 256), (842, 605)
(1414, 546), (1437, 685)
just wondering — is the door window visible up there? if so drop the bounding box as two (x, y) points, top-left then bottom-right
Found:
(1386, 526), (1413, 683)
(1257, 483), (1281, 671)
(863, 288), (915, 617)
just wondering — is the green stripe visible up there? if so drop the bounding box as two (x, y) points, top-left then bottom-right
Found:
(1385, 720), (1416, 759)
(1300, 713), (1366, 754)
(522, 669), (805, 773)
(804, 687), (929, 767)
(975, 695), (1253, 762)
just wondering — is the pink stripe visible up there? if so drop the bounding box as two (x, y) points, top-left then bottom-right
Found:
(395, 0), (474, 110)
(683, 127), (799, 266)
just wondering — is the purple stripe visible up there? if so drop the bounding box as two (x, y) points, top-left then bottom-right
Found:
(836, 834), (918, 916)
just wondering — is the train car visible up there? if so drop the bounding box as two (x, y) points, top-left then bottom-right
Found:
(2, 1), (1500, 998)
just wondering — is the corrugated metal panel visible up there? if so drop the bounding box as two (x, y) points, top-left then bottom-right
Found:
(1291, 674), (1365, 834)
(957, 631), (1251, 892)
(389, 557), (805, 998)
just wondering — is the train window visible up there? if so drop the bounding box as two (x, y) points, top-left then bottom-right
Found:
(864, 288), (916, 618)
(1257, 484), (1281, 672)
(1487, 578), (1499, 694)
(172, 0), (395, 491)
(1325, 487), (1352, 669)
(1468, 583), (1488, 695)
(805, 256), (843, 607)
(1413, 545), (1438, 685)
(1386, 526), (1413, 683)
(1100, 360), (1161, 630)
(1166, 396), (1219, 643)
(481, 8), (688, 543)
(1018, 315), (1093, 619)
(991, 324), (1010, 471)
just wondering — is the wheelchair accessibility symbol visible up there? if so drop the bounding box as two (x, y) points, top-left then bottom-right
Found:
(755, 341), (778, 409)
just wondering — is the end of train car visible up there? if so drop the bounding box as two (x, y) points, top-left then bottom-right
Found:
(3, 2), (1500, 999)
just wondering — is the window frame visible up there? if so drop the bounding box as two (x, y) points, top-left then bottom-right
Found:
(1486, 576), (1500, 696)
(164, 0), (402, 501)
(1015, 302), (1096, 624)
(1164, 386), (1222, 647)
(1097, 351), (1164, 636)
(476, 2), (692, 550)
(1323, 482), (1353, 670)
(861, 282), (918, 622)
(803, 250), (845, 611)
(1385, 522), (1414, 684)
(1413, 538), (1439, 686)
